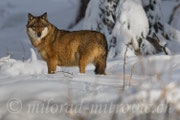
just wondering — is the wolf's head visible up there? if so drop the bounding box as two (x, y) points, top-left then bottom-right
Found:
(26, 12), (50, 46)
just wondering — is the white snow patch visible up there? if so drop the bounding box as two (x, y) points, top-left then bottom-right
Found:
(0, 49), (47, 76)
(113, 0), (149, 56)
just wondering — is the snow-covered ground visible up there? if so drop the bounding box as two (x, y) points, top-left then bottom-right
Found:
(0, 0), (180, 120)
(1, 48), (180, 120)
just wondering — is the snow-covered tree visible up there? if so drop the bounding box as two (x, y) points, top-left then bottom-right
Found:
(112, 0), (150, 56)
(141, 0), (168, 55)
(84, 0), (180, 57)
(83, 0), (119, 57)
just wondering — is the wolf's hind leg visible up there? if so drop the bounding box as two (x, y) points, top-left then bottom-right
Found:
(94, 56), (106, 75)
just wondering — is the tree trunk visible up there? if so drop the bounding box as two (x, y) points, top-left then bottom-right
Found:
(68, 0), (90, 29)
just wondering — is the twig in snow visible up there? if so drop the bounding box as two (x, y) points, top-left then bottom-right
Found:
(129, 62), (137, 86)
(56, 70), (74, 75)
(56, 70), (74, 78)
(123, 45), (128, 90)
(165, 103), (170, 120)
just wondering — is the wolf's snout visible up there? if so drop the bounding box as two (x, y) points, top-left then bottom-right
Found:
(37, 32), (41, 37)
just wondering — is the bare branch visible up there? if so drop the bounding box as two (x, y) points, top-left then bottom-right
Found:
(168, 3), (180, 24)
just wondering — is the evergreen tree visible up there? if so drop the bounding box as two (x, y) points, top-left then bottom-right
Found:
(84, 0), (119, 53)
(84, 0), (180, 57)
(141, 0), (169, 55)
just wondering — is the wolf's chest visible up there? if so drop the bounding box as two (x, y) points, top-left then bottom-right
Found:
(39, 50), (48, 60)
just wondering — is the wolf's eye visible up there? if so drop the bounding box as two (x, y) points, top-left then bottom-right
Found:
(30, 17), (33, 20)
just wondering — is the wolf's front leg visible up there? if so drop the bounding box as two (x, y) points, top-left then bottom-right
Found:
(79, 56), (88, 74)
(47, 57), (57, 74)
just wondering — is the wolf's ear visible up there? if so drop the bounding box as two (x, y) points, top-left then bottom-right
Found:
(41, 12), (47, 20)
(28, 13), (34, 20)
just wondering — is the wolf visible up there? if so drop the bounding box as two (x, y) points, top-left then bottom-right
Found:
(26, 12), (108, 75)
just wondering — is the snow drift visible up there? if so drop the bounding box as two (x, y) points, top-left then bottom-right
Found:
(0, 49), (47, 76)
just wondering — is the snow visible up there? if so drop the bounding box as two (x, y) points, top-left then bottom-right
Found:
(113, 0), (149, 56)
(117, 0), (149, 38)
(1, 52), (180, 119)
(83, 0), (101, 31)
(0, 0), (180, 120)
(84, 0), (180, 57)
(0, 49), (47, 76)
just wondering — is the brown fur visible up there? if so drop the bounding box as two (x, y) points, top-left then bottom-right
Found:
(26, 13), (108, 75)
